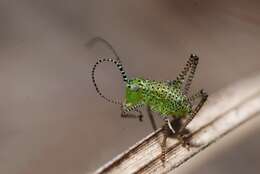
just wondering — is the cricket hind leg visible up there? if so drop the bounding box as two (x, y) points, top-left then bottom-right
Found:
(160, 90), (208, 152)
(183, 54), (199, 95)
(121, 104), (144, 122)
(177, 89), (208, 146)
(167, 54), (199, 96)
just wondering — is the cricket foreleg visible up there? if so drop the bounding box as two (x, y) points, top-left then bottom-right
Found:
(121, 104), (144, 122)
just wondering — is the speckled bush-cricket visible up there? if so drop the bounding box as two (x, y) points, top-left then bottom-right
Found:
(88, 37), (208, 162)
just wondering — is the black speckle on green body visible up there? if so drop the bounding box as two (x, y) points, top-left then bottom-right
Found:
(125, 78), (192, 117)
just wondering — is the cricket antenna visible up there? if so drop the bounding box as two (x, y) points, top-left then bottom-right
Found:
(91, 58), (129, 105)
(86, 37), (122, 62)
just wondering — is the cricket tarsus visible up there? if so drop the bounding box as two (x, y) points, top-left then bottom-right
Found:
(90, 37), (208, 166)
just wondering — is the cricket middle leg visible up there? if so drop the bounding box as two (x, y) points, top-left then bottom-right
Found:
(147, 106), (158, 131)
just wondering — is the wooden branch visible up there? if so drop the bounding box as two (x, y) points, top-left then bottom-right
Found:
(93, 72), (260, 174)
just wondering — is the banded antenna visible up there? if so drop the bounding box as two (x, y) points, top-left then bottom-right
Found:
(91, 58), (129, 105)
(86, 37), (122, 63)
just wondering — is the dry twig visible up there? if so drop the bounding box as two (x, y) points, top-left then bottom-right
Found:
(93, 72), (260, 174)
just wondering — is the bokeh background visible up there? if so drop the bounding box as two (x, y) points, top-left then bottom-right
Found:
(0, 0), (260, 174)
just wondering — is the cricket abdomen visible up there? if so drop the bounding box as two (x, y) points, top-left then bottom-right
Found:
(141, 80), (191, 117)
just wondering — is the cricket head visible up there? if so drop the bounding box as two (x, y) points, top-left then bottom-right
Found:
(124, 78), (144, 107)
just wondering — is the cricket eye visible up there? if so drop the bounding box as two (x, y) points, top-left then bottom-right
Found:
(130, 84), (139, 91)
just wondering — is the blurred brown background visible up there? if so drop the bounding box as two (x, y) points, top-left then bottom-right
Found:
(0, 0), (260, 174)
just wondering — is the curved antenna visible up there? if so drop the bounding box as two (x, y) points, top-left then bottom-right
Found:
(86, 37), (121, 62)
(91, 58), (129, 105)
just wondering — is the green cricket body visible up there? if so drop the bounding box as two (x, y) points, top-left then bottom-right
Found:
(125, 78), (192, 117)
(90, 38), (209, 163)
